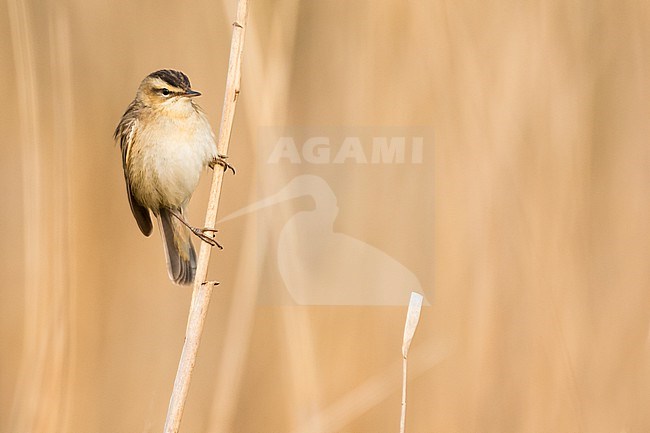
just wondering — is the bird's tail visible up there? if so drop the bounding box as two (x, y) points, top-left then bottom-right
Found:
(157, 208), (196, 285)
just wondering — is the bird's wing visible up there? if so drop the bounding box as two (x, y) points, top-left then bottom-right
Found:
(114, 103), (153, 236)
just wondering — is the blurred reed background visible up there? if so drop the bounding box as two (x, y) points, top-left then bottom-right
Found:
(1, 0), (649, 432)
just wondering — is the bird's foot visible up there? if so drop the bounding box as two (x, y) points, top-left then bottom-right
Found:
(168, 208), (224, 249)
(210, 154), (236, 175)
(191, 227), (223, 249)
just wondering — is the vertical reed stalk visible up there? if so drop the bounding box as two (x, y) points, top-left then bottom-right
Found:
(400, 292), (423, 433)
(162, 1), (249, 431)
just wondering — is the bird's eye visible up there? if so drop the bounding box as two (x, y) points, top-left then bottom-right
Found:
(161, 88), (170, 96)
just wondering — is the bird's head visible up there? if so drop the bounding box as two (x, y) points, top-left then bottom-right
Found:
(136, 69), (201, 109)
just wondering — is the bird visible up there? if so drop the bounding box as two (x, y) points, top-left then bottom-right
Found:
(114, 69), (233, 285)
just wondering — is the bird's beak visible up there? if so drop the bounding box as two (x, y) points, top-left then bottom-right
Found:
(183, 89), (201, 98)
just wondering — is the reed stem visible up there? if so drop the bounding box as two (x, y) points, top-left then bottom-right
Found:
(162, 1), (249, 431)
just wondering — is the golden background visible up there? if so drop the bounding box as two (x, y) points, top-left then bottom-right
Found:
(1, 0), (649, 432)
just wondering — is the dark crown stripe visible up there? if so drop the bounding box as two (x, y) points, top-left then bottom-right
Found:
(148, 69), (191, 90)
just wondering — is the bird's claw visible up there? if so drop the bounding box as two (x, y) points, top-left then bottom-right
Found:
(191, 227), (223, 249)
(210, 154), (236, 175)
